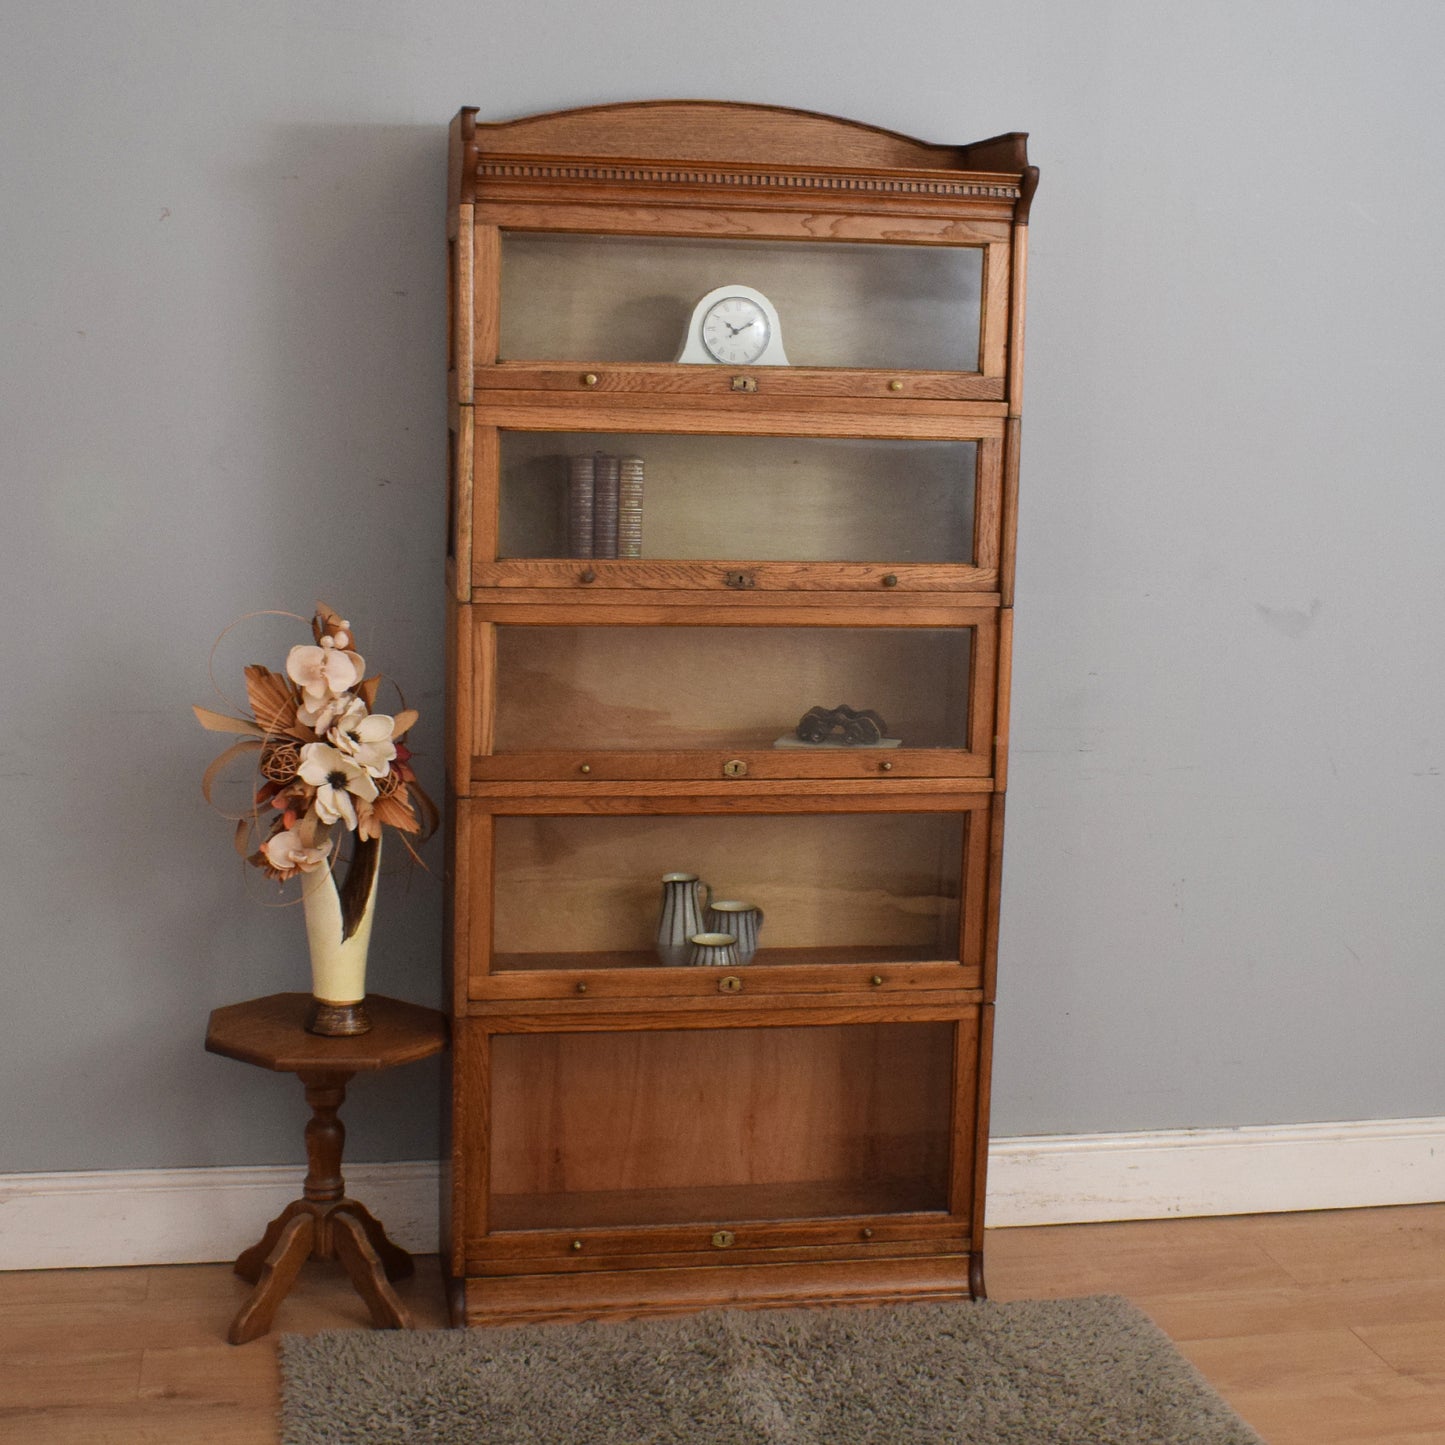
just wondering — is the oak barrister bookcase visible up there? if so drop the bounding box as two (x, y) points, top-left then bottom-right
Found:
(444, 101), (1035, 1326)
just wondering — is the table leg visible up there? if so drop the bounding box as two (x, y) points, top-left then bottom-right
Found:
(332, 1210), (414, 1330)
(229, 1212), (315, 1345)
(233, 1200), (308, 1285)
(339, 1200), (416, 1282)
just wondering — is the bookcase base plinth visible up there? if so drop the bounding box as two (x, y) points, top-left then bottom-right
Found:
(451, 1251), (979, 1328)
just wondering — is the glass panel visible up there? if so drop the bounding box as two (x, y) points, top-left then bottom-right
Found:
(491, 812), (963, 970)
(500, 233), (982, 371)
(498, 433), (976, 565)
(493, 626), (972, 752)
(490, 1022), (954, 1230)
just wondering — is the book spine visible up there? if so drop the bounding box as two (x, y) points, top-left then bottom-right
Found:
(567, 455), (595, 558)
(617, 456), (644, 559)
(593, 453), (620, 559)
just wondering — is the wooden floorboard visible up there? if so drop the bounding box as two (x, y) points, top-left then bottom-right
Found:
(1, 1207), (1443, 1443)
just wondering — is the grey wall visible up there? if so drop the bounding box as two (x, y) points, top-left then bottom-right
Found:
(3, 0), (1443, 1174)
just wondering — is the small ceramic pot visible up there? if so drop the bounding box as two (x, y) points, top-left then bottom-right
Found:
(686, 932), (738, 968)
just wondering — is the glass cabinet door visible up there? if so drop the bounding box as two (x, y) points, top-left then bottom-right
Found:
(480, 809), (978, 976)
(498, 233), (984, 374)
(497, 432), (980, 567)
(490, 624), (974, 753)
(488, 1021), (958, 1233)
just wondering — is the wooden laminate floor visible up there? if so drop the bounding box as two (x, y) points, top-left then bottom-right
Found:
(2, 1205), (1443, 1443)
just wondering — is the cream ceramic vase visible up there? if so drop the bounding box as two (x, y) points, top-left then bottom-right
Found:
(300, 837), (380, 1035)
(656, 872), (710, 966)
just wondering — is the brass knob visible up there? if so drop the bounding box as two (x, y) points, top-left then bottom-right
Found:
(581, 373), (599, 386)
(579, 763), (591, 774)
(888, 379), (904, 392)
(862, 1227), (874, 1240)
(880, 761), (893, 772)
(579, 568), (596, 584)
(882, 574), (898, 587)
(870, 975), (884, 987)
(576, 982), (588, 994)
(570, 1239), (583, 1251)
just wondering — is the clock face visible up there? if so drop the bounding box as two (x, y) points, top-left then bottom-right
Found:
(701, 295), (771, 365)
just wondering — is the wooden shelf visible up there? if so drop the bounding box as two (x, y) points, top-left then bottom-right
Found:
(491, 945), (956, 974)
(491, 1178), (950, 1233)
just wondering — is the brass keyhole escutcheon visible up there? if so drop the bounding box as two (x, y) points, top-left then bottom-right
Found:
(718, 975), (743, 994)
(712, 1230), (735, 1249)
(730, 375), (757, 393)
(722, 758), (748, 778)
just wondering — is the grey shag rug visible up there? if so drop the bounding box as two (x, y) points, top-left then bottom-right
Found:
(280, 1295), (1263, 1445)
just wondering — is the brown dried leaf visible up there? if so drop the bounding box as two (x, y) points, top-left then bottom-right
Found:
(391, 708), (419, 739)
(372, 789), (421, 834)
(357, 674), (382, 709)
(243, 666), (303, 738)
(193, 705), (264, 736)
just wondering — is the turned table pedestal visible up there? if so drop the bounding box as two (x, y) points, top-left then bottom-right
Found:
(205, 993), (447, 1345)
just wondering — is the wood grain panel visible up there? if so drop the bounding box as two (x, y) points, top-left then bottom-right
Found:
(465, 995), (982, 1027)
(980, 241), (1010, 379)
(476, 361), (1001, 401)
(995, 607), (1013, 790)
(486, 1023), (955, 1205)
(1008, 224), (1029, 415)
(472, 574), (1004, 603)
(467, 101), (1020, 173)
(472, 395), (1008, 432)
(450, 203), (473, 384)
(472, 222), (500, 373)
(470, 752), (990, 784)
(461, 782), (994, 806)
(472, 1235), (963, 1279)
(473, 199), (1016, 238)
(1001, 416), (1021, 605)
(479, 956), (979, 1002)
(459, 1254), (973, 1326)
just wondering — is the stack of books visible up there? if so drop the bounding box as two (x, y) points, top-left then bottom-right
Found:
(568, 453), (643, 558)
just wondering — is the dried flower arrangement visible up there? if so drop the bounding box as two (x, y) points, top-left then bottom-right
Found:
(194, 604), (436, 939)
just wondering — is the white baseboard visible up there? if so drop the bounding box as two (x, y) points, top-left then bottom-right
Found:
(3, 1117), (1443, 1271)
(986, 1116), (1445, 1226)
(0, 1161), (441, 1271)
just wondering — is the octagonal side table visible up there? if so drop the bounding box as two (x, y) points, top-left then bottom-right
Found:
(206, 992), (447, 1345)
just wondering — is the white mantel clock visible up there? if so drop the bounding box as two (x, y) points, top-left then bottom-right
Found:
(676, 284), (790, 365)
